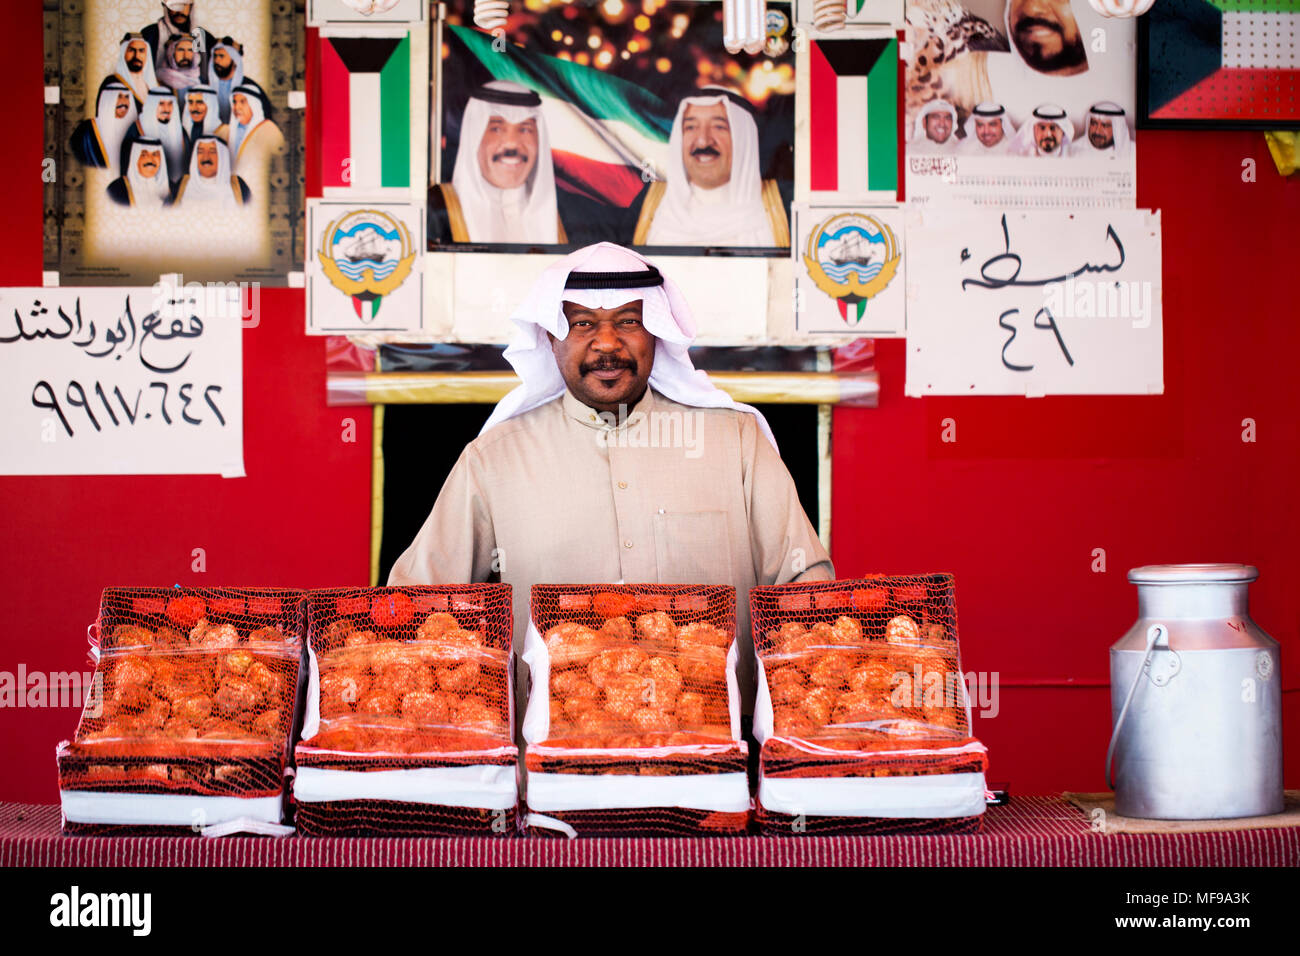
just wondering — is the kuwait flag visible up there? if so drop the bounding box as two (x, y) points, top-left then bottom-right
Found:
(809, 37), (898, 195)
(448, 25), (672, 208)
(1148, 0), (1299, 124)
(320, 35), (411, 189)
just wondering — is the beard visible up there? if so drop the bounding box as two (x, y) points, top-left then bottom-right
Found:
(1013, 18), (1088, 74)
(214, 60), (235, 79)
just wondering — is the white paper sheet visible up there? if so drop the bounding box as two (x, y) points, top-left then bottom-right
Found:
(0, 286), (245, 475)
(905, 208), (1163, 396)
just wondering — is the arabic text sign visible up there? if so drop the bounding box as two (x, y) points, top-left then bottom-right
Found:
(905, 209), (1163, 397)
(0, 288), (244, 476)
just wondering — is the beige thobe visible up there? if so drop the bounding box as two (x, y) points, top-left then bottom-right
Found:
(388, 386), (833, 705)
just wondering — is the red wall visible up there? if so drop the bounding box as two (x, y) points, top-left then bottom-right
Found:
(833, 130), (1300, 793)
(2, 5), (1296, 802)
(0, 7), (372, 802)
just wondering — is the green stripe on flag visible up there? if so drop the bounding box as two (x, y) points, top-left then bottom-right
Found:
(449, 25), (671, 143)
(1205, 0), (1298, 11)
(381, 34), (410, 187)
(867, 37), (897, 192)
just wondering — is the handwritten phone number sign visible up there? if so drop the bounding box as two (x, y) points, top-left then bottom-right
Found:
(0, 288), (244, 476)
(904, 209), (1163, 397)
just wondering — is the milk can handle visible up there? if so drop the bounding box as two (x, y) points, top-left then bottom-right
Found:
(1105, 624), (1165, 791)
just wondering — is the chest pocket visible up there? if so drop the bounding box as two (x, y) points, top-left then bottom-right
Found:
(652, 511), (733, 585)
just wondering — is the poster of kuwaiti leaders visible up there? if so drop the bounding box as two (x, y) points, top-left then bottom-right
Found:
(44, 0), (304, 286)
(902, 0), (1136, 208)
(431, 1), (796, 253)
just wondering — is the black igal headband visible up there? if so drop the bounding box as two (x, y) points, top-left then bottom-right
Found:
(564, 267), (665, 290)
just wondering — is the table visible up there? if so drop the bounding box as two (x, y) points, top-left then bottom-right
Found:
(4, 797), (1297, 866)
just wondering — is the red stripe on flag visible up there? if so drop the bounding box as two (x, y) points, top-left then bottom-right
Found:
(1151, 67), (1300, 124)
(553, 150), (646, 207)
(810, 42), (838, 192)
(320, 39), (351, 188)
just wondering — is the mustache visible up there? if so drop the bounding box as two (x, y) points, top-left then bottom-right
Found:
(690, 146), (721, 158)
(1015, 15), (1063, 34)
(491, 148), (529, 161)
(580, 357), (636, 375)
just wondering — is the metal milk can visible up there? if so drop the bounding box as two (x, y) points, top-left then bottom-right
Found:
(1107, 564), (1283, 819)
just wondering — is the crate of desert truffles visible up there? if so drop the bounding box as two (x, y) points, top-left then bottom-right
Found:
(521, 584), (750, 837)
(293, 586), (518, 836)
(750, 575), (989, 835)
(56, 587), (306, 834)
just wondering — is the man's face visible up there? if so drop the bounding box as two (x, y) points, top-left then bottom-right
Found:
(476, 114), (538, 190)
(1033, 120), (1062, 153)
(1088, 115), (1115, 149)
(975, 116), (1004, 147)
(124, 40), (149, 73)
(231, 93), (252, 125)
(550, 300), (655, 414)
(195, 140), (219, 177)
(114, 92), (131, 118)
(1008, 0), (1087, 74)
(173, 38), (195, 69)
(156, 99), (174, 123)
(136, 148), (162, 179)
(681, 102), (733, 190)
(924, 110), (953, 144)
(165, 3), (193, 30)
(186, 92), (208, 122)
(212, 47), (234, 78)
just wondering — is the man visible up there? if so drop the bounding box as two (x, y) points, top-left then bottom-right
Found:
(911, 99), (959, 153)
(182, 84), (227, 145)
(1010, 103), (1073, 156)
(633, 87), (789, 247)
(133, 87), (187, 187)
(142, 2), (218, 76)
(100, 34), (158, 109)
(107, 139), (173, 208)
(1076, 101), (1131, 158)
(928, 0), (1130, 135)
(204, 38), (245, 123)
(227, 82), (284, 171)
(69, 82), (139, 177)
(389, 242), (833, 701)
(156, 33), (201, 94)
(957, 101), (1015, 155)
(172, 136), (250, 207)
(429, 81), (566, 244)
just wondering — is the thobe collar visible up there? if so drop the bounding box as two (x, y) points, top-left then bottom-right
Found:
(562, 386), (657, 432)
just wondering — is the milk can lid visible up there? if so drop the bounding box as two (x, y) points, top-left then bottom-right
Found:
(1128, 563), (1258, 584)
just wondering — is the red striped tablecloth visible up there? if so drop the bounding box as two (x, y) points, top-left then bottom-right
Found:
(4, 798), (1297, 866)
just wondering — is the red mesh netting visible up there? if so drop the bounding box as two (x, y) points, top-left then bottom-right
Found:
(57, 587), (305, 806)
(294, 802), (520, 838)
(293, 586), (517, 836)
(753, 806), (984, 836)
(523, 584), (749, 836)
(525, 808), (753, 838)
(749, 575), (989, 836)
